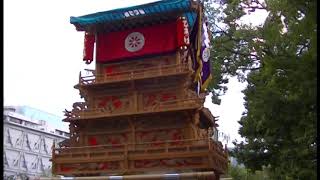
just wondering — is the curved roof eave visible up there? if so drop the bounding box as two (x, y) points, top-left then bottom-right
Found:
(70, 0), (199, 33)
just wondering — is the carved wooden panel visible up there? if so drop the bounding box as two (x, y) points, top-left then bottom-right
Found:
(84, 119), (129, 132)
(101, 53), (176, 76)
(134, 115), (185, 130)
(87, 133), (129, 146)
(60, 161), (121, 173)
(141, 90), (178, 111)
(135, 129), (185, 144)
(133, 157), (204, 169)
(95, 95), (131, 114)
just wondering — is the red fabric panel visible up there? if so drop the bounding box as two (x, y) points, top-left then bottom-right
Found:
(143, 160), (151, 166)
(105, 66), (114, 74)
(183, 160), (202, 166)
(96, 21), (178, 62)
(121, 133), (127, 139)
(139, 132), (150, 139)
(172, 131), (182, 140)
(113, 99), (122, 109)
(98, 96), (112, 107)
(110, 138), (120, 145)
(61, 167), (72, 172)
(176, 161), (184, 167)
(170, 130), (183, 145)
(99, 163), (108, 170)
(151, 136), (163, 146)
(176, 18), (190, 47)
(146, 94), (157, 105)
(98, 99), (108, 107)
(161, 93), (177, 101)
(88, 137), (98, 146)
(83, 33), (95, 61)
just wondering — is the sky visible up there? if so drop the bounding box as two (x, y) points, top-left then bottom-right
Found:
(4, 0), (268, 147)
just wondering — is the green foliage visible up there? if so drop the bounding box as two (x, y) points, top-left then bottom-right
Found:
(227, 164), (270, 180)
(228, 164), (247, 180)
(204, 0), (266, 104)
(204, 0), (316, 179)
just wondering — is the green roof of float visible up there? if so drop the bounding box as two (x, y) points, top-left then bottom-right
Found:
(70, 0), (198, 32)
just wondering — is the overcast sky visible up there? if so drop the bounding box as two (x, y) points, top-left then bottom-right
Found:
(4, 0), (267, 147)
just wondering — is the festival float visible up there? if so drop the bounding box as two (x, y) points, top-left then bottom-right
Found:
(51, 0), (228, 179)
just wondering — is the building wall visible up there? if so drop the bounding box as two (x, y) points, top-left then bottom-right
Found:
(3, 106), (69, 179)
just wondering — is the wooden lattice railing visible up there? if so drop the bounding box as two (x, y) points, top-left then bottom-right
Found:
(79, 63), (191, 85)
(64, 98), (203, 121)
(52, 138), (228, 175)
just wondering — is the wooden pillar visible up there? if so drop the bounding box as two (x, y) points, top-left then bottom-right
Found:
(130, 82), (138, 112)
(214, 173), (220, 180)
(194, 111), (201, 139)
(128, 118), (135, 145)
(176, 50), (181, 65)
(194, 110), (200, 126)
(133, 91), (138, 112)
(187, 113), (198, 139)
(79, 132), (85, 146)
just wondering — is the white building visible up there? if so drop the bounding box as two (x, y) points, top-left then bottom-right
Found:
(3, 106), (69, 179)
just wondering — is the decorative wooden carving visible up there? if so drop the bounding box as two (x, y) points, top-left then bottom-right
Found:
(58, 139), (70, 148)
(134, 157), (203, 169)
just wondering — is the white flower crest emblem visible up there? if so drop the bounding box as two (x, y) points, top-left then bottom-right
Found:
(125, 32), (145, 52)
(202, 47), (210, 62)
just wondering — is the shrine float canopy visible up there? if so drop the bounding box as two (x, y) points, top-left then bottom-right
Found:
(70, 0), (199, 33)
(71, 0), (203, 63)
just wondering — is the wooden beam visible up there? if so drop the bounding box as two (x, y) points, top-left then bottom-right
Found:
(43, 171), (216, 180)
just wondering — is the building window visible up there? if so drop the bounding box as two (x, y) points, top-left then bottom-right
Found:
(24, 134), (31, 150)
(22, 159), (28, 169)
(34, 142), (39, 150)
(13, 159), (18, 167)
(43, 141), (47, 151)
(4, 154), (9, 167)
(15, 138), (21, 146)
(5, 135), (12, 145)
(9, 117), (22, 124)
(31, 162), (37, 169)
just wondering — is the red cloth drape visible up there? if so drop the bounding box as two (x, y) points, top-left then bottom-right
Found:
(176, 18), (190, 47)
(96, 19), (187, 62)
(88, 137), (98, 146)
(83, 32), (95, 61)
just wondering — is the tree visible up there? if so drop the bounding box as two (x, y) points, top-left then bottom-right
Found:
(204, 0), (267, 104)
(204, 0), (316, 179)
(227, 163), (270, 180)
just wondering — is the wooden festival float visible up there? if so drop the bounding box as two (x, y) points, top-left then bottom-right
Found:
(51, 0), (228, 179)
